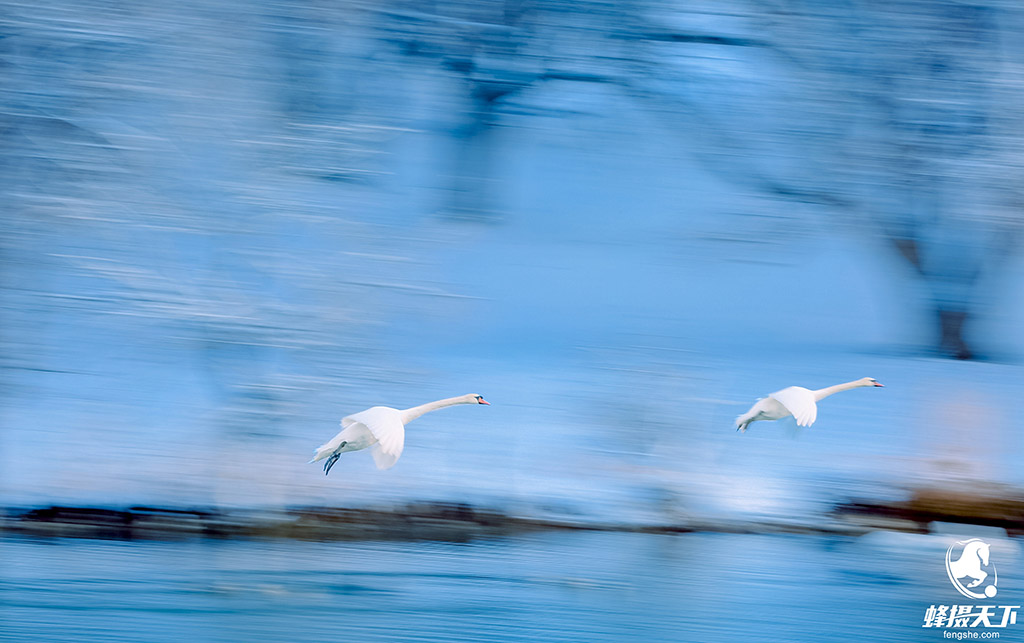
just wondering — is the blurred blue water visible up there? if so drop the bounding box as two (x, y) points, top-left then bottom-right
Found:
(5, 531), (1023, 643)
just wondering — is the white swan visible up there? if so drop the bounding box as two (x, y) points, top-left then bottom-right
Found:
(735, 377), (883, 433)
(310, 394), (490, 474)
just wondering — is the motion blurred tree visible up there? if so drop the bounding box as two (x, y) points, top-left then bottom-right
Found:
(845, 1), (1024, 359)
(367, 0), (1024, 358)
(621, 0), (1024, 359)
(0, 2), (410, 451)
(4, 0), (1022, 399)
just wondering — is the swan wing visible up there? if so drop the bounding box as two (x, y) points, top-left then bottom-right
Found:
(342, 406), (405, 466)
(769, 387), (818, 427)
(370, 445), (399, 470)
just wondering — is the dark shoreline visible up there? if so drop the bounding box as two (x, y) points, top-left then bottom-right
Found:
(4, 486), (1024, 542)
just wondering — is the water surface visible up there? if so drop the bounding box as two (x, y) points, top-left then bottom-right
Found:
(4, 531), (1020, 642)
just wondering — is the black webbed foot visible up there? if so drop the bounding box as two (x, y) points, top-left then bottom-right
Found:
(323, 453), (341, 475)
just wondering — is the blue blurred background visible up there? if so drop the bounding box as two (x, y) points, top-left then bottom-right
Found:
(3, 1), (1024, 641)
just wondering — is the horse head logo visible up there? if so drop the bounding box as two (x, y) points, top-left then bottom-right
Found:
(946, 538), (998, 599)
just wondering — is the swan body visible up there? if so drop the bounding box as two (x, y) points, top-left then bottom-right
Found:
(310, 394), (489, 474)
(735, 377), (882, 433)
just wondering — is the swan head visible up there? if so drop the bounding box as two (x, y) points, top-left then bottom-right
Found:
(468, 394), (490, 405)
(860, 377), (884, 388)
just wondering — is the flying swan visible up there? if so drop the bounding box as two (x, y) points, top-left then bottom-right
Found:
(735, 378), (883, 433)
(310, 394), (490, 474)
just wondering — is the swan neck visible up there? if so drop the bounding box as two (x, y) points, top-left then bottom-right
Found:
(400, 396), (468, 424)
(812, 380), (864, 402)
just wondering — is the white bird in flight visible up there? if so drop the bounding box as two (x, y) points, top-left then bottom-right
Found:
(735, 377), (883, 433)
(310, 394), (490, 474)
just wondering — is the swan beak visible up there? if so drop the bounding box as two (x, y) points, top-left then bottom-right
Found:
(873, 382), (885, 387)
(478, 398), (491, 405)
